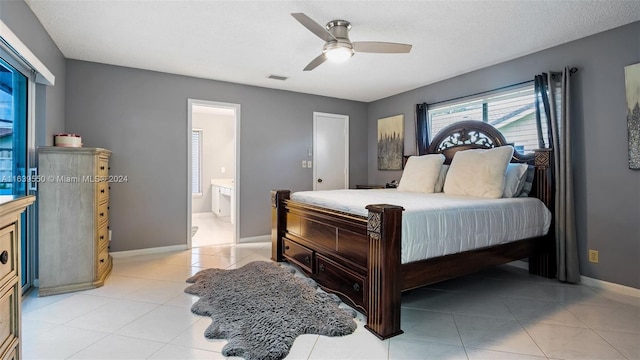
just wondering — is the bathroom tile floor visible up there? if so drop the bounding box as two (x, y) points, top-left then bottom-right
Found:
(191, 212), (234, 247)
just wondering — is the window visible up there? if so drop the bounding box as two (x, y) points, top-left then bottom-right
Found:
(0, 52), (30, 290)
(192, 129), (202, 195)
(428, 84), (547, 153)
(0, 57), (28, 195)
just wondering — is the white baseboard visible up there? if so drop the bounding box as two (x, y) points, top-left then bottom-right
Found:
(110, 244), (188, 258)
(239, 235), (270, 243)
(580, 275), (640, 298)
(506, 262), (639, 298)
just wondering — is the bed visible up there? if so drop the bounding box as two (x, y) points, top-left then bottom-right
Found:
(271, 121), (556, 339)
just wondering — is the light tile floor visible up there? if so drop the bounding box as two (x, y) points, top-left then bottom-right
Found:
(23, 243), (640, 359)
(191, 212), (234, 247)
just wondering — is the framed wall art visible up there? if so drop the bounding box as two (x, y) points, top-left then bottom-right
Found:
(625, 63), (640, 170)
(377, 114), (404, 170)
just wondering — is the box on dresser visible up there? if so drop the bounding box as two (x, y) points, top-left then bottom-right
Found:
(37, 147), (112, 296)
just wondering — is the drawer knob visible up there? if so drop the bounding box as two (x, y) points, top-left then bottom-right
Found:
(100, 259), (105, 263)
(100, 166), (105, 170)
(100, 212), (104, 217)
(100, 235), (104, 240)
(319, 264), (325, 272)
(284, 246), (290, 250)
(304, 255), (311, 264)
(100, 189), (105, 193)
(353, 283), (360, 292)
(0, 251), (7, 265)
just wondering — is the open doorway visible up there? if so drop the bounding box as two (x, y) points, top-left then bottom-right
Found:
(187, 100), (240, 248)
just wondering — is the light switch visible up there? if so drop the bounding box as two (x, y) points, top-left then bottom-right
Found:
(302, 160), (307, 168)
(307, 161), (312, 168)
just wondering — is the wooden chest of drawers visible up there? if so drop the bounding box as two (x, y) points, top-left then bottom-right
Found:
(0, 196), (35, 360)
(37, 147), (112, 296)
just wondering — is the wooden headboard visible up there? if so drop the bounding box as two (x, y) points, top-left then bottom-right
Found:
(425, 120), (535, 165)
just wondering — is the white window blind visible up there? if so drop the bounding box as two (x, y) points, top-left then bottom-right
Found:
(192, 129), (202, 194)
(428, 84), (547, 153)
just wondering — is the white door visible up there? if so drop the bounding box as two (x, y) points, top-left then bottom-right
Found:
(313, 112), (349, 190)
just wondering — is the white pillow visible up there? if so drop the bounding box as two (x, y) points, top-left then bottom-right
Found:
(434, 165), (449, 193)
(443, 146), (514, 198)
(397, 154), (445, 193)
(503, 163), (528, 198)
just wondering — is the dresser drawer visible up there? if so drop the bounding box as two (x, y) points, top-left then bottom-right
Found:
(98, 224), (109, 250)
(0, 282), (18, 357)
(315, 255), (366, 311)
(97, 182), (109, 204)
(283, 238), (313, 273)
(0, 226), (16, 286)
(97, 245), (109, 275)
(97, 202), (109, 226)
(97, 157), (109, 178)
(2, 345), (16, 360)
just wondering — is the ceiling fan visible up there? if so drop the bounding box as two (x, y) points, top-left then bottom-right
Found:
(291, 13), (412, 71)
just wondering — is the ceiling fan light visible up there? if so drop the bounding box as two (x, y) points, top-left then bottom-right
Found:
(325, 47), (354, 63)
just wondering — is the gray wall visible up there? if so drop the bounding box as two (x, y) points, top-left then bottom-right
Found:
(0, 0), (66, 145)
(192, 112), (235, 213)
(65, 60), (368, 251)
(368, 22), (640, 289)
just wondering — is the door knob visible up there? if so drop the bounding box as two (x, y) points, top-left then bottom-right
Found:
(317, 178), (323, 183)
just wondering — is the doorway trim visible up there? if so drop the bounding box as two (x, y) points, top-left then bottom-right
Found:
(187, 99), (241, 248)
(312, 112), (349, 190)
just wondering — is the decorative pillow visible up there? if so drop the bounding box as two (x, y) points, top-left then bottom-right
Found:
(443, 146), (514, 198)
(503, 163), (528, 198)
(434, 165), (449, 193)
(397, 154), (445, 193)
(518, 165), (535, 197)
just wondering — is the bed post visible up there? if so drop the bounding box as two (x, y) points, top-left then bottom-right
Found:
(529, 149), (557, 278)
(364, 204), (404, 340)
(271, 190), (290, 262)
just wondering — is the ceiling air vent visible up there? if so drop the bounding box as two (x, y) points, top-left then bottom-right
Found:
(268, 74), (288, 81)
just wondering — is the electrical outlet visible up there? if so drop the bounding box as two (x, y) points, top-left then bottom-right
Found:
(307, 160), (312, 168)
(588, 249), (599, 263)
(302, 160), (307, 168)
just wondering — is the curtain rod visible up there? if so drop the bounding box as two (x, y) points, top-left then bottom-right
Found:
(426, 79), (533, 107)
(425, 67), (578, 107)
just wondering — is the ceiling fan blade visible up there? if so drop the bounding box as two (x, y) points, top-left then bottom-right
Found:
(353, 42), (412, 53)
(291, 13), (336, 42)
(303, 53), (327, 71)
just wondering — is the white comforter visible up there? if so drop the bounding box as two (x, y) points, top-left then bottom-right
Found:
(290, 189), (552, 264)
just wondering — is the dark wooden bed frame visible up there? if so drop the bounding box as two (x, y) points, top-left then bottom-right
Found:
(271, 121), (556, 340)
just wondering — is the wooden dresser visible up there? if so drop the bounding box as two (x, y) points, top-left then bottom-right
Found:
(37, 147), (112, 296)
(0, 195), (35, 360)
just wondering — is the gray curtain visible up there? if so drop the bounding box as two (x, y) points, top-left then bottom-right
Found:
(535, 67), (580, 283)
(415, 103), (429, 155)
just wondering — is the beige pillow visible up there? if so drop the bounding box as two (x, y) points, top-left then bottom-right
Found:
(397, 154), (445, 193)
(443, 146), (514, 198)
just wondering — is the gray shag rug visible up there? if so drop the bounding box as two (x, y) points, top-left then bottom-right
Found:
(185, 261), (357, 360)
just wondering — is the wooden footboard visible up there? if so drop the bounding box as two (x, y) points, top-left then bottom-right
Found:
(271, 190), (405, 339)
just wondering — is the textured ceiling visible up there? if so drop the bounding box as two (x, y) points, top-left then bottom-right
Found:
(25, 0), (640, 102)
